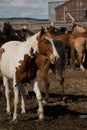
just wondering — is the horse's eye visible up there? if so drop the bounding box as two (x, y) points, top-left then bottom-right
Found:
(45, 40), (50, 44)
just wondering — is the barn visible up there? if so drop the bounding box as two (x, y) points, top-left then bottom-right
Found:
(48, 0), (67, 22)
(55, 0), (87, 22)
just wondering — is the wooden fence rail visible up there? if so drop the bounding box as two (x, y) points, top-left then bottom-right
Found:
(0, 20), (87, 32)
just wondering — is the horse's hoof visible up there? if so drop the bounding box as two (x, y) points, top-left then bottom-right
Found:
(7, 112), (12, 116)
(12, 118), (17, 124)
(39, 115), (44, 121)
(21, 110), (26, 114)
(37, 110), (44, 121)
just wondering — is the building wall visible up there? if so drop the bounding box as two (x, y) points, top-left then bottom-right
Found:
(55, 0), (87, 21)
(48, 1), (68, 22)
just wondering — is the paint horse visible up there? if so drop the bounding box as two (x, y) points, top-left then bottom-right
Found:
(0, 27), (59, 122)
(36, 40), (66, 102)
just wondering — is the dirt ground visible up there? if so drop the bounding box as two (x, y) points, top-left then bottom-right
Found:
(0, 67), (87, 130)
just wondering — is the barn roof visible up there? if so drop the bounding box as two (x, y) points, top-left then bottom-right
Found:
(55, 0), (77, 10)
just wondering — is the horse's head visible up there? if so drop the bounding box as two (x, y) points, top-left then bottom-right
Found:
(47, 25), (66, 35)
(37, 27), (59, 64)
(47, 25), (60, 35)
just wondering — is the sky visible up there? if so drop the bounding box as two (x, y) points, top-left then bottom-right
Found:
(0, 0), (66, 19)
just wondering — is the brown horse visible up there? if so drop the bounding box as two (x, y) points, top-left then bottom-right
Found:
(70, 37), (87, 70)
(69, 24), (87, 69)
(35, 40), (66, 102)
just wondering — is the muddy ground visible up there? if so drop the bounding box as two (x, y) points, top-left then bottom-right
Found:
(0, 67), (87, 130)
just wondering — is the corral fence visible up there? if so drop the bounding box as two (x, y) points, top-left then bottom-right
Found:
(29, 21), (87, 32)
(0, 19), (87, 32)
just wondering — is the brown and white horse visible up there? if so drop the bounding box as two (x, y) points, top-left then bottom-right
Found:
(0, 27), (59, 122)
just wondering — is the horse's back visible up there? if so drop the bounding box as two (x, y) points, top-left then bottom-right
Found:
(1, 41), (23, 62)
(72, 26), (87, 34)
(1, 40), (22, 48)
(0, 41), (25, 77)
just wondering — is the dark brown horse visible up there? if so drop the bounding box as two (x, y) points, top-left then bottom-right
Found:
(0, 31), (7, 47)
(3, 22), (34, 41)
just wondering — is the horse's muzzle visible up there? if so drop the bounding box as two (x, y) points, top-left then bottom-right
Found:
(50, 55), (59, 64)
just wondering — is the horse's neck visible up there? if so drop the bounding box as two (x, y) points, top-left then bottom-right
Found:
(26, 33), (39, 54)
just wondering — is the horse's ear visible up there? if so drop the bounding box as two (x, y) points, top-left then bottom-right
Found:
(40, 27), (45, 36)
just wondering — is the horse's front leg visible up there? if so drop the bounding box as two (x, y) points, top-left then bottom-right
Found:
(55, 70), (65, 93)
(44, 78), (50, 102)
(3, 76), (11, 115)
(40, 66), (50, 104)
(40, 69), (50, 103)
(31, 78), (44, 120)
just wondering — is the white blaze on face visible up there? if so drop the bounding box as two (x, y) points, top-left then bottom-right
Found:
(45, 36), (59, 63)
(51, 39), (59, 62)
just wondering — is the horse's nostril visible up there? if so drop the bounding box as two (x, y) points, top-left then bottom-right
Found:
(50, 55), (59, 64)
(55, 57), (57, 62)
(55, 56), (59, 62)
(56, 57), (58, 61)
